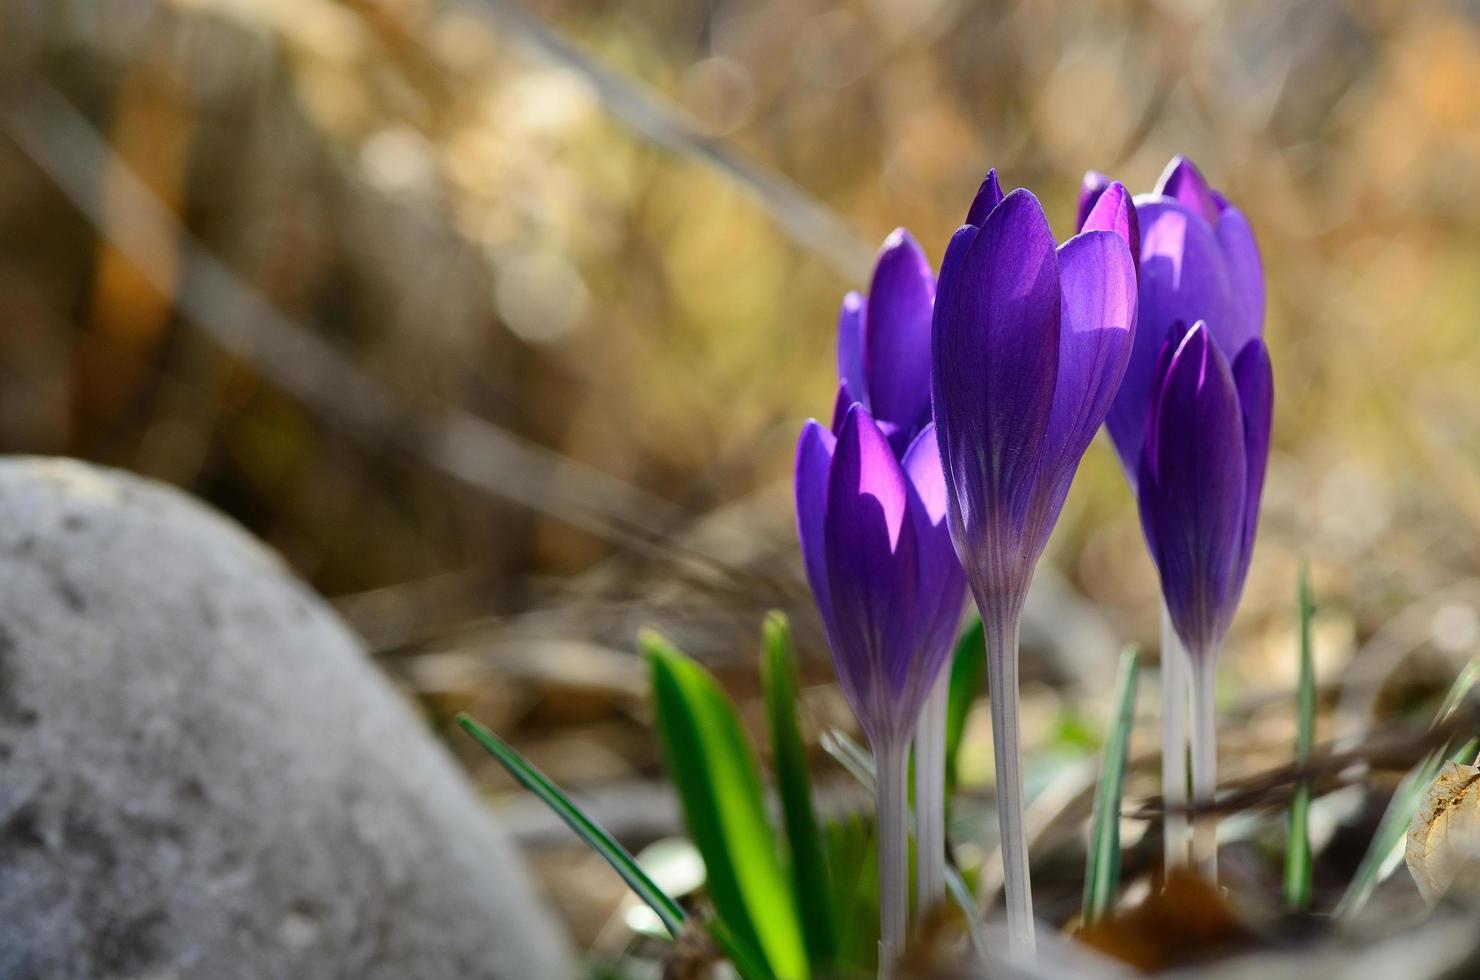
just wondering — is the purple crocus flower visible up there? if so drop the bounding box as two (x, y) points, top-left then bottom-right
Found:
(1078, 156), (1273, 665)
(1080, 157), (1272, 879)
(795, 407), (964, 753)
(931, 170), (1138, 948)
(794, 404), (965, 961)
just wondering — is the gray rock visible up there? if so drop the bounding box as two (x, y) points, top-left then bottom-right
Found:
(0, 458), (572, 980)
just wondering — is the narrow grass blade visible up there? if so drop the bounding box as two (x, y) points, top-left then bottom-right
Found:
(457, 713), (687, 937)
(821, 728), (876, 791)
(946, 616), (986, 796)
(1285, 562), (1317, 911)
(760, 612), (837, 970)
(1082, 646), (1140, 926)
(1336, 657), (1480, 918)
(642, 630), (809, 980)
(1435, 657), (1480, 721)
(945, 863), (991, 969)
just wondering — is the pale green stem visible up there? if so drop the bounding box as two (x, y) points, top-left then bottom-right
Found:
(1189, 650), (1219, 881)
(875, 740), (910, 976)
(984, 612), (1035, 954)
(914, 670), (949, 917)
(1160, 606), (1190, 874)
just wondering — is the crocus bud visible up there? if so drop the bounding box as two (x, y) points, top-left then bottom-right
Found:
(794, 405), (965, 751)
(931, 180), (1138, 620)
(1137, 322), (1271, 658)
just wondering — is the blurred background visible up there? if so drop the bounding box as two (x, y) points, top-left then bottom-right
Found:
(1, 0), (1478, 959)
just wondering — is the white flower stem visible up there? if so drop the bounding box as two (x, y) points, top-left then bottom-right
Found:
(985, 612), (1035, 954)
(1160, 606), (1190, 874)
(914, 670), (949, 918)
(1188, 650), (1219, 882)
(875, 739), (910, 975)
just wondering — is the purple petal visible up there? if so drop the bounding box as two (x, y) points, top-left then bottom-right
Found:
(824, 404), (919, 742)
(902, 422), (950, 527)
(1076, 170), (1112, 232)
(864, 229), (935, 446)
(1142, 320), (1193, 469)
(795, 419), (837, 629)
(1028, 230), (1137, 549)
(1231, 338), (1273, 585)
(1139, 323), (1247, 658)
(836, 291), (866, 405)
(1107, 197), (1235, 473)
(902, 424), (967, 680)
(1214, 204), (1265, 352)
(932, 224), (980, 353)
(932, 188), (1061, 571)
(1154, 156), (1220, 226)
(965, 169), (1005, 227)
(1080, 180), (1140, 278)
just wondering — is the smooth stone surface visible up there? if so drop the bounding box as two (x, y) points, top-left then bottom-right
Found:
(0, 457), (572, 980)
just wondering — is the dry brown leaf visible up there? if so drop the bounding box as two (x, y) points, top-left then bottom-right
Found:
(1075, 869), (1245, 972)
(1405, 759), (1480, 905)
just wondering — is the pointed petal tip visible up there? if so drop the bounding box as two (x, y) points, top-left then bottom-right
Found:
(879, 227), (924, 262)
(799, 415), (834, 448)
(1076, 170), (1112, 230)
(1173, 319), (1212, 363)
(965, 168), (1006, 227)
(1079, 181), (1141, 267)
(1157, 155), (1201, 186)
(1156, 156), (1219, 225)
(979, 186), (1053, 243)
(829, 399), (910, 549)
(830, 383), (860, 434)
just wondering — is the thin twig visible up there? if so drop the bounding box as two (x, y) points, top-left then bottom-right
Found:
(1129, 699), (1480, 820)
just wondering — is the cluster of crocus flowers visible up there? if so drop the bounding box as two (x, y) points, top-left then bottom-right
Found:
(795, 157), (1267, 965)
(1080, 157), (1272, 878)
(794, 230), (967, 964)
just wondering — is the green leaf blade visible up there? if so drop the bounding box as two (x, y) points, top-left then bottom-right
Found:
(1082, 646), (1140, 926)
(456, 713), (687, 938)
(945, 616), (986, 798)
(642, 629), (808, 980)
(760, 612), (837, 970)
(1284, 562), (1317, 912)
